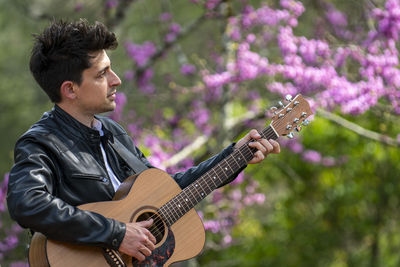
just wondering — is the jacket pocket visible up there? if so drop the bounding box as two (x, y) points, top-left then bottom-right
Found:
(70, 173), (108, 183)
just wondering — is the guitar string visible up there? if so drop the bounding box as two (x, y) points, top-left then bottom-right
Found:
(143, 127), (278, 234)
(143, 126), (279, 233)
(142, 106), (303, 235)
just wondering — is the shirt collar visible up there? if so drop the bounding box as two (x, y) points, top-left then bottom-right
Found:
(92, 118), (104, 136)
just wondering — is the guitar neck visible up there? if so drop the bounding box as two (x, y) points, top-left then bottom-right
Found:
(158, 125), (279, 226)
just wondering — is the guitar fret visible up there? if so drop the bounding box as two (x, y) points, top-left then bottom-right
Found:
(183, 191), (193, 212)
(210, 168), (222, 187)
(262, 126), (278, 140)
(190, 184), (202, 206)
(222, 159), (234, 177)
(230, 151), (243, 169)
(184, 185), (198, 207)
(240, 145), (254, 162)
(206, 172), (217, 188)
(179, 191), (193, 214)
(192, 182), (202, 202)
(176, 193), (188, 215)
(236, 148), (246, 164)
(172, 197), (184, 218)
(158, 207), (172, 227)
(165, 201), (179, 223)
(159, 206), (170, 225)
(196, 178), (209, 197)
(201, 177), (213, 194)
(217, 163), (228, 178)
(224, 158), (235, 174)
(212, 168), (222, 185)
(196, 182), (207, 199)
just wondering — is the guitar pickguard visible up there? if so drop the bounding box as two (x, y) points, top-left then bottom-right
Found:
(132, 229), (175, 267)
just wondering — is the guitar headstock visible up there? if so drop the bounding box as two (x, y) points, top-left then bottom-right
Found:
(270, 94), (313, 138)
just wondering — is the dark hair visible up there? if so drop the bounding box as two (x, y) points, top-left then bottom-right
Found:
(29, 19), (118, 103)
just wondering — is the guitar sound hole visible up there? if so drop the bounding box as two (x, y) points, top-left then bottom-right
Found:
(136, 212), (166, 245)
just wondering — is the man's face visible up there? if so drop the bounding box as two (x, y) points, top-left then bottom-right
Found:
(74, 50), (121, 115)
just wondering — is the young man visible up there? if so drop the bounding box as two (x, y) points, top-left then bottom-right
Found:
(7, 19), (280, 262)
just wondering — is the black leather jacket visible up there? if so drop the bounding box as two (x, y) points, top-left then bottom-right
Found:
(7, 105), (239, 250)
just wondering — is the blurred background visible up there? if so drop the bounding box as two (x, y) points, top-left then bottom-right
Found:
(1, 0), (400, 266)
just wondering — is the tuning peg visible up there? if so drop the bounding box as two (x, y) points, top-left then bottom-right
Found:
(285, 94), (293, 101)
(278, 101), (284, 107)
(302, 119), (310, 126)
(270, 106), (278, 115)
(287, 132), (294, 139)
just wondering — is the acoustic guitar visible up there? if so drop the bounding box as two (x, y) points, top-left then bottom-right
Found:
(28, 94), (312, 266)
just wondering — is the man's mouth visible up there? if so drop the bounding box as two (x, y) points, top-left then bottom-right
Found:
(107, 90), (117, 98)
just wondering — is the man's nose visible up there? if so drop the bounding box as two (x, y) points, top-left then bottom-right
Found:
(109, 70), (122, 87)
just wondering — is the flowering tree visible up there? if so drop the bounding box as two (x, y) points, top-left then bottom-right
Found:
(1, 0), (400, 266)
(108, 0), (400, 265)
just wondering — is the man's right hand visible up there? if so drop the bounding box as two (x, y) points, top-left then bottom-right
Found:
(119, 219), (156, 261)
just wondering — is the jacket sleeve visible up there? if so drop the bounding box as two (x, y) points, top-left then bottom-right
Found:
(170, 144), (246, 189)
(7, 137), (126, 250)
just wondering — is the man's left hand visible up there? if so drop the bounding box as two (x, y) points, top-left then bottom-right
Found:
(234, 129), (280, 164)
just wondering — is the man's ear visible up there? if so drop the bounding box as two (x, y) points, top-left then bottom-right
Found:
(60, 81), (77, 100)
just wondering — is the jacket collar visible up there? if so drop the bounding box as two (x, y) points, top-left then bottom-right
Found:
(52, 105), (113, 143)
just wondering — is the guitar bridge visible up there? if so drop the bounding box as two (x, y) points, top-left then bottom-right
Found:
(102, 248), (127, 267)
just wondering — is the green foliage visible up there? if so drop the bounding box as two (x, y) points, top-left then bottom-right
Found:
(198, 113), (400, 266)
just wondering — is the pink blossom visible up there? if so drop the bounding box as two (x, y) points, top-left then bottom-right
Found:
(105, 0), (118, 9)
(159, 12), (172, 22)
(223, 234), (233, 245)
(205, 0), (221, 10)
(243, 193), (266, 205)
(124, 70), (135, 81)
(203, 220), (221, 233)
(74, 3), (84, 12)
(203, 71), (232, 88)
(302, 150), (322, 163)
(108, 92), (127, 122)
(322, 157), (336, 167)
(231, 172), (245, 185)
(280, 0), (305, 17)
(230, 189), (242, 202)
(125, 41), (157, 67)
(137, 68), (156, 94)
(212, 190), (224, 204)
(180, 64), (196, 75)
(325, 4), (348, 27)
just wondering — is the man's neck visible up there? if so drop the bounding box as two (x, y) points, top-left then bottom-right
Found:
(57, 103), (95, 128)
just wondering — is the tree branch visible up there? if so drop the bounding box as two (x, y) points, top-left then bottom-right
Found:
(104, 0), (138, 30)
(162, 109), (264, 168)
(317, 108), (399, 147)
(135, 13), (208, 77)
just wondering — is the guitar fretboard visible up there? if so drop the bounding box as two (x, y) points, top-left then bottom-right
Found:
(157, 125), (278, 226)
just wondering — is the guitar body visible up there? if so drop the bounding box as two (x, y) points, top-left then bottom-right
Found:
(29, 168), (206, 267)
